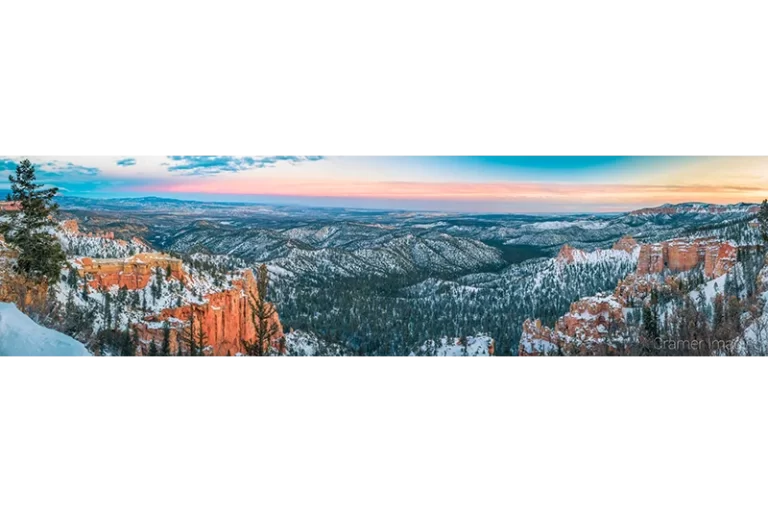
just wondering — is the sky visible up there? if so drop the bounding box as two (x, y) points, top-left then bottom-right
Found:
(1, 156), (767, 213)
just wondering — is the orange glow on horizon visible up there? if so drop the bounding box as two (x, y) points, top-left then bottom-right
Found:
(134, 178), (768, 208)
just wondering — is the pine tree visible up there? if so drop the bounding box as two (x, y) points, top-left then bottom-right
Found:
(120, 328), (136, 356)
(66, 267), (79, 289)
(148, 339), (158, 356)
(245, 264), (280, 356)
(179, 309), (199, 356)
(161, 321), (171, 356)
(154, 266), (164, 297)
(196, 323), (208, 356)
(103, 292), (113, 330)
(758, 199), (768, 246)
(0, 159), (66, 303)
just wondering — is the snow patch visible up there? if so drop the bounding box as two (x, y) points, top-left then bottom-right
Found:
(0, 302), (91, 356)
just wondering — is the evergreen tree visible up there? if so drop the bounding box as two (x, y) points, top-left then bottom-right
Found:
(161, 321), (171, 356)
(196, 323), (208, 356)
(148, 339), (158, 356)
(120, 328), (135, 356)
(245, 264), (280, 356)
(66, 267), (79, 289)
(179, 309), (199, 356)
(104, 292), (113, 329)
(758, 199), (768, 246)
(81, 276), (90, 301)
(0, 159), (66, 300)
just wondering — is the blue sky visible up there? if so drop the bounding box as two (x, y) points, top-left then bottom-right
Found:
(1, 156), (765, 213)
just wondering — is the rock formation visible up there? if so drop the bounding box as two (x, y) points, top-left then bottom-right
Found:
(74, 252), (186, 290)
(612, 235), (638, 253)
(520, 293), (626, 356)
(59, 219), (115, 240)
(60, 219), (80, 234)
(556, 237), (639, 264)
(555, 244), (583, 263)
(522, 236), (739, 356)
(136, 269), (284, 356)
(0, 240), (48, 309)
(636, 238), (737, 279)
(0, 201), (21, 212)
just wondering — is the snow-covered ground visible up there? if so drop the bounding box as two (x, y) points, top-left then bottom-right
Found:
(283, 331), (350, 356)
(411, 335), (494, 356)
(0, 302), (91, 356)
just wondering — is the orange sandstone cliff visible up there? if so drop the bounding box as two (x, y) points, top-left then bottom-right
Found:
(75, 253), (186, 290)
(136, 269), (284, 356)
(636, 238), (736, 279)
(612, 235), (638, 253)
(61, 218), (116, 240)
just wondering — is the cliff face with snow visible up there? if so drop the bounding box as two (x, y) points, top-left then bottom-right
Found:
(556, 236), (640, 265)
(520, 237), (746, 356)
(57, 218), (150, 259)
(520, 294), (627, 356)
(0, 303), (90, 356)
(53, 220), (285, 356)
(136, 269), (284, 356)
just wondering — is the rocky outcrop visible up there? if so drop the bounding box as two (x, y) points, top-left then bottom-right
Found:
(612, 235), (638, 253)
(60, 219), (80, 234)
(556, 237), (639, 265)
(523, 237), (741, 356)
(74, 252), (186, 290)
(136, 269), (283, 356)
(59, 219), (115, 240)
(520, 293), (627, 356)
(636, 238), (737, 279)
(0, 201), (21, 212)
(519, 319), (558, 356)
(0, 241), (48, 310)
(556, 244), (583, 263)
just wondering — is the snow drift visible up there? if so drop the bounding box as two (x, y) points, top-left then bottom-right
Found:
(0, 302), (90, 356)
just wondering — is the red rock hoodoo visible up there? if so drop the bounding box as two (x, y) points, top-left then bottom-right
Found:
(137, 270), (284, 356)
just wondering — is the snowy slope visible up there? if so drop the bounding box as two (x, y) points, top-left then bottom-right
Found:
(283, 331), (350, 356)
(411, 335), (494, 356)
(0, 303), (91, 356)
